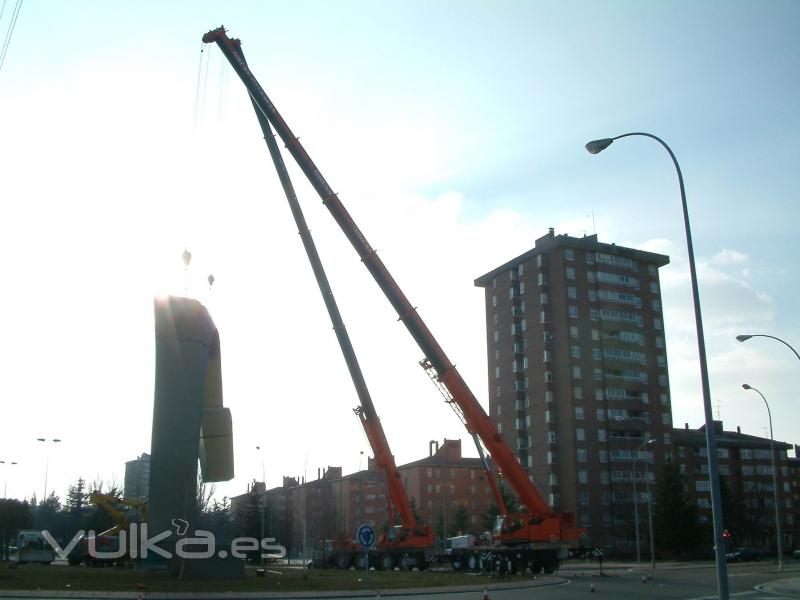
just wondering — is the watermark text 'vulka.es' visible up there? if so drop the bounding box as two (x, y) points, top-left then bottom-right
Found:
(41, 523), (287, 560)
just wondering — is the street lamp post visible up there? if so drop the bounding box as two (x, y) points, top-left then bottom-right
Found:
(736, 335), (800, 361)
(741, 384), (783, 571)
(0, 460), (19, 499)
(256, 445), (266, 567)
(586, 132), (729, 599)
(632, 439), (655, 568)
(36, 438), (62, 501)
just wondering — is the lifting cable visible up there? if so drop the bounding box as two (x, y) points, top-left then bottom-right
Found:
(0, 0), (23, 77)
(192, 42), (206, 135)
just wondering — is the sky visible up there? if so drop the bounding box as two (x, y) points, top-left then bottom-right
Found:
(0, 1), (798, 506)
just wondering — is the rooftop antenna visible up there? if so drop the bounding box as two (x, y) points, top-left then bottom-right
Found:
(586, 212), (596, 235)
(713, 398), (723, 421)
(182, 248), (192, 297)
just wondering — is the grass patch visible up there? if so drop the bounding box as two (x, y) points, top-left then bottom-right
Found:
(0, 564), (501, 593)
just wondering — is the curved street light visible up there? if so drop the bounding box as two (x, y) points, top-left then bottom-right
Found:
(586, 132), (729, 599)
(741, 384), (783, 571)
(36, 438), (62, 501)
(736, 334), (800, 361)
(1, 460), (19, 499)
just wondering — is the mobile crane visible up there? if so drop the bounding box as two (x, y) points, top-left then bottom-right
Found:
(215, 36), (434, 571)
(203, 26), (585, 574)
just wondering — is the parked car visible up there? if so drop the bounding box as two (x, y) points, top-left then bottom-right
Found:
(725, 547), (764, 563)
(792, 549), (800, 560)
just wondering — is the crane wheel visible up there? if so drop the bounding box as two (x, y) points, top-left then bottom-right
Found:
(379, 554), (395, 571)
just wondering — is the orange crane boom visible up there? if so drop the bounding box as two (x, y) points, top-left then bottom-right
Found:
(217, 34), (434, 568)
(203, 25), (584, 572)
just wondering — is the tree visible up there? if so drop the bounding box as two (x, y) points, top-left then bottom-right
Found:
(65, 478), (87, 513)
(481, 482), (517, 531)
(33, 492), (62, 538)
(718, 475), (755, 548)
(653, 461), (700, 558)
(409, 497), (423, 524)
(450, 504), (469, 536)
(0, 499), (33, 561)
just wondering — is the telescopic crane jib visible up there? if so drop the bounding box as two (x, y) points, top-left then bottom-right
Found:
(203, 25), (585, 573)
(219, 34), (433, 571)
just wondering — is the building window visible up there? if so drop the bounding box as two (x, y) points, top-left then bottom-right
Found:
(655, 336), (664, 348)
(543, 350), (552, 363)
(598, 429), (607, 442)
(570, 325), (579, 338)
(660, 393), (669, 405)
(494, 329), (499, 343)
(587, 270), (596, 283)
(495, 366), (500, 379)
(537, 273), (546, 286)
(600, 471), (609, 484)
(596, 408), (606, 421)
(663, 432), (671, 445)
(548, 473), (558, 486)
(569, 305), (578, 318)
(545, 410), (552, 423)
(577, 448), (587, 463)
(658, 374), (667, 387)
(593, 368), (603, 381)
(565, 248), (575, 261)
(547, 451), (556, 464)
(650, 282), (659, 294)
(567, 286), (577, 299)
(589, 309), (599, 321)
(573, 386), (583, 400)
(566, 267), (576, 280)
(496, 404), (502, 417)
(595, 389), (604, 401)
(578, 471), (588, 484)
(576, 428), (585, 441)
(492, 295), (497, 307)
(497, 422), (502, 434)
(599, 450), (608, 463)
(592, 347), (601, 360)
(536, 254), (544, 267)
(544, 371), (553, 383)
(546, 431), (557, 444)
(544, 390), (553, 403)
(571, 345), (581, 358)
(586, 252), (595, 264)
(654, 318), (663, 330)
(652, 299), (661, 312)
(540, 292), (549, 304)
(657, 355), (667, 368)
(588, 289), (598, 302)
(575, 406), (584, 420)
(539, 310), (548, 324)
(572, 366), (582, 379)
(695, 480), (711, 492)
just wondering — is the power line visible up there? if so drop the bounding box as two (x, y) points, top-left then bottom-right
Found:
(0, 0), (23, 77)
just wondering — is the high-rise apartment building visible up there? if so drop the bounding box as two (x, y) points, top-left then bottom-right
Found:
(123, 453), (150, 502)
(475, 229), (671, 551)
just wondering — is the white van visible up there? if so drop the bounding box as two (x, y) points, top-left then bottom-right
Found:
(13, 530), (55, 565)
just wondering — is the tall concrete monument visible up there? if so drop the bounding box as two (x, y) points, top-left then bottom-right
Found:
(149, 296), (239, 578)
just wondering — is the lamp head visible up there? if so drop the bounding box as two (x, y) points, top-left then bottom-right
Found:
(736, 335), (752, 342)
(646, 438), (656, 445)
(742, 383), (752, 390)
(585, 138), (614, 154)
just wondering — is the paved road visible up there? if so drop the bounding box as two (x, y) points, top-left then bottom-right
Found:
(0, 562), (797, 599)
(398, 562), (800, 600)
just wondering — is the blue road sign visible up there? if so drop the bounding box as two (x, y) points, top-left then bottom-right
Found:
(357, 523), (375, 549)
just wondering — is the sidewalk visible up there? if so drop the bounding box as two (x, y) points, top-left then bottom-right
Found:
(756, 576), (800, 596)
(0, 575), (568, 600)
